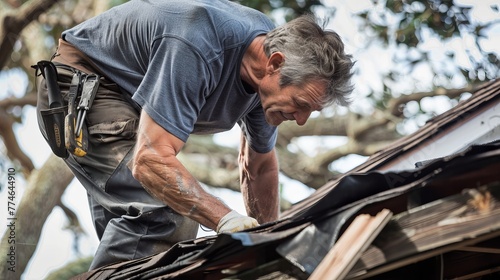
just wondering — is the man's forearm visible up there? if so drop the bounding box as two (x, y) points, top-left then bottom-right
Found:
(133, 141), (231, 230)
(241, 167), (280, 223)
(239, 137), (280, 223)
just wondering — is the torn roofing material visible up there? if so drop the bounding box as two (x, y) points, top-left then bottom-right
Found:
(73, 79), (500, 280)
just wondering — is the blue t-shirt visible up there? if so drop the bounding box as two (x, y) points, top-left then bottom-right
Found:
(63, 0), (277, 153)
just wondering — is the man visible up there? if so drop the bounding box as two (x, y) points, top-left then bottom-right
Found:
(36, 0), (354, 270)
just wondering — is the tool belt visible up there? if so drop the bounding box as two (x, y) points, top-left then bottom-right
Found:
(33, 60), (99, 158)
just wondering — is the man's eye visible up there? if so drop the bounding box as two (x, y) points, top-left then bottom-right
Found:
(298, 102), (310, 109)
(294, 100), (306, 108)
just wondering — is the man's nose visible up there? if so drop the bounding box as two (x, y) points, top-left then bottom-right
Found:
(294, 110), (311, 126)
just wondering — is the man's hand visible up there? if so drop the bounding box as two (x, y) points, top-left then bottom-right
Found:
(216, 210), (259, 233)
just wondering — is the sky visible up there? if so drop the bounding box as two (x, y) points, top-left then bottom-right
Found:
(0, 0), (499, 279)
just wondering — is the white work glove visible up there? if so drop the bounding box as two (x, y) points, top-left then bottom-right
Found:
(216, 210), (259, 233)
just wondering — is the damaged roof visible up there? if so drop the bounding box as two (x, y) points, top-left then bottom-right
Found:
(74, 79), (500, 280)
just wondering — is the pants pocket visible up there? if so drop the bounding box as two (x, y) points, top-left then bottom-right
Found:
(88, 119), (138, 143)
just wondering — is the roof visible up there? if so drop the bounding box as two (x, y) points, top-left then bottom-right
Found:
(73, 79), (500, 280)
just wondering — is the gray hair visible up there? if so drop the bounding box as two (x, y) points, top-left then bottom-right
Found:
(263, 14), (354, 106)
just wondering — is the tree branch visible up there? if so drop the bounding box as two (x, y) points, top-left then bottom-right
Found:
(387, 85), (477, 117)
(277, 115), (349, 146)
(57, 201), (83, 234)
(0, 0), (60, 67)
(0, 94), (38, 108)
(0, 109), (34, 175)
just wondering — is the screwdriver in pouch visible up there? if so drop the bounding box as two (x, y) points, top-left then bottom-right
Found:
(65, 71), (88, 157)
(75, 74), (100, 138)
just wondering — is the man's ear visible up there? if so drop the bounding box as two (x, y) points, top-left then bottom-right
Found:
(266, 52), (284, 74)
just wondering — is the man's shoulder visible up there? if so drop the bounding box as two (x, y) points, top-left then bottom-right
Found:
(148, 0), (274, 30)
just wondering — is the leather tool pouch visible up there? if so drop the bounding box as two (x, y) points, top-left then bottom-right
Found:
(40, 106), (68, 158)
(35, 61), (69, 158)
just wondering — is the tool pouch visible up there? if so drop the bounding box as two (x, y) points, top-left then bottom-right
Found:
(64, 71), (89, 157)
(40, 106), (69, 158)
(34, 60), (69, 159)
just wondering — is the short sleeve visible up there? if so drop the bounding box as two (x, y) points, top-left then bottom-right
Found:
(132, 36), (212, 142)
(238, 105), (277, 153)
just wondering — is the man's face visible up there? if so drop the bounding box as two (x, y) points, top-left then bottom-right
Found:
(258, 73), (326, 127)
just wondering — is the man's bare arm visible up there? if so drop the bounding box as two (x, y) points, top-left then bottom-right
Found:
(239, 132), (280, 224)
(132, 110), (232, 230)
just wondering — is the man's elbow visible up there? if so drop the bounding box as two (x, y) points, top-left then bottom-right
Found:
(131, 154), (145, 183)
(131, 148), (152, 183)
(131, 147), (176, 184)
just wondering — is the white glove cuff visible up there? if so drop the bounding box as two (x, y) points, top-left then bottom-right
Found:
(216, 210), (241, 233)
(216, 210), (259, 233)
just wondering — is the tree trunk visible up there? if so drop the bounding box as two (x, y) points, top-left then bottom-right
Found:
(0, 155), (73, 279)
